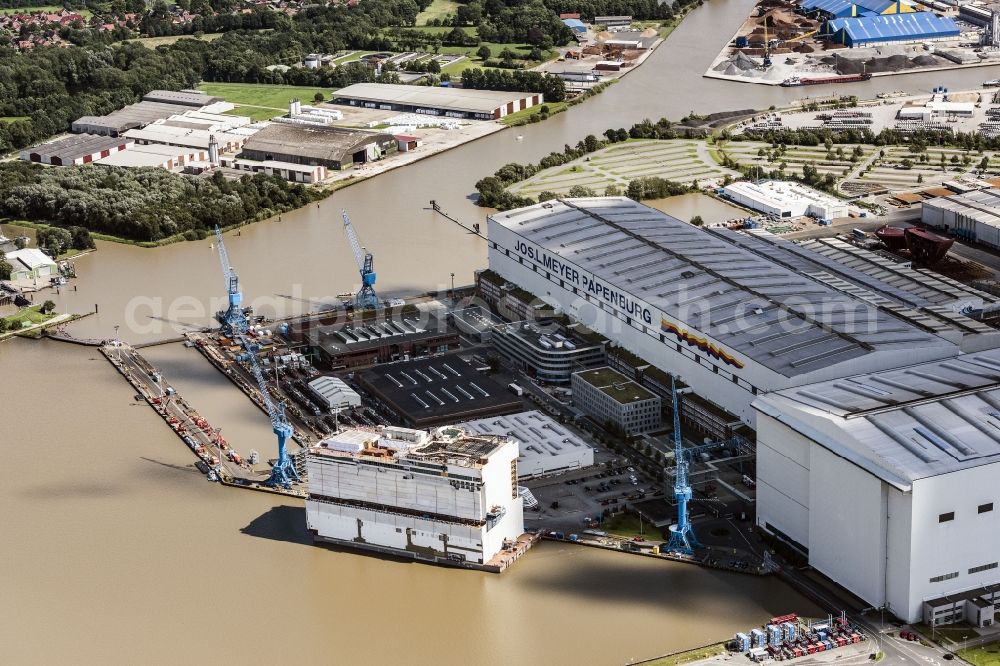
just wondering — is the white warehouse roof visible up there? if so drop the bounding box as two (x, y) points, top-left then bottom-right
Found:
(123, 125), (246, 149)
(5, 248), (55, 270)
(458, 410), (594, 478)
(334, 83), (536, 114)
(489, 198), (957, 378)
(723, 180), (848, 216)
(754, 349), (1000, 489)
(308, 376), (362, 410)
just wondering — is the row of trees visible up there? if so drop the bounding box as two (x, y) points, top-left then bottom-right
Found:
(36, 226), (96, 256)
(460, 68), (565, 102)
(0, 163), (320, 242)
(733, 126), (1000, 152)
(449, 0), (573, 47)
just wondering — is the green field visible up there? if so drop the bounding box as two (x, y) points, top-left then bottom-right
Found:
(500, 100), (568, 126)
(0, 116), (29, 123)
(1, 305), (56, 331)
(0, 5), (92, 16)
(132, 32), (225, 49)
(196, 82), (332, 117)
(415, 0), (459, 25)
(222, 105), (281, 122)
(959, 641), (1000, 666)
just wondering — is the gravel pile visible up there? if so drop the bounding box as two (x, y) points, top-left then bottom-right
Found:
(714, 51), (760, 73)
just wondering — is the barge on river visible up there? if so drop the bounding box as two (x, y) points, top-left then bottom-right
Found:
(781, 73), (872, 87)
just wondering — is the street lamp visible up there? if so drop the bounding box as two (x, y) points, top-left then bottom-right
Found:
(114, 324), (121, 361)
(450, 272), (455, 297)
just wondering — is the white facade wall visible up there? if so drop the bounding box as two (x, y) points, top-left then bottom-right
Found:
(305, 502), (485, 559)
(308, 456), (486, 521)
(755, 412), (811, 545)
(487, 221), (949, 426)
(923, 201), (1000, 251)
(306, 438), (523, 566)
(479, 441), (524, 558)
(807, 444), (889, 613)
(908, 467), (1000, 622)
(756, 411), (1000, 622)
(724, 186), (792, 217)
(517, 447), (593, 478)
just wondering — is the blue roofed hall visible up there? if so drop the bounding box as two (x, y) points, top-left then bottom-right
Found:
(825, 11), (960, 47)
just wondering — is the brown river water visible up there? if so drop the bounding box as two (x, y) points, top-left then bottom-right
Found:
(5, 1), (996, 661)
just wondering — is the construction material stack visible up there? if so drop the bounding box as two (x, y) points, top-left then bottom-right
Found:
(736, 614), (864, 663)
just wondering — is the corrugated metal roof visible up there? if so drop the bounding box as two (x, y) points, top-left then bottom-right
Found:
(460, 409), (593, 460)
(333, 83), (534, 114)
(5, 248), (55, 270)
(796, 237), (997, 308)
(22, 133), (128, 160)
(803, 0), (855, 16)
(489, 198), (958, 378)
(755, 350), (1000, 487)
(732, 232), (1000, 344)
(828, 12), (960, 43)
(925, 189), (1000, 229)
(853, 0), (896, 14)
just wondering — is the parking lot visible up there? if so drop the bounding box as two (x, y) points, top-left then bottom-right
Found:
(524, 462), (666, 534)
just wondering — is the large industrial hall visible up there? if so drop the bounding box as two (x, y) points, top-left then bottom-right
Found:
(487, 198), (1000, 424)
(238, 123), (397, 171)
(754, 352), (1000, 624)
(331, 83), (542, 120)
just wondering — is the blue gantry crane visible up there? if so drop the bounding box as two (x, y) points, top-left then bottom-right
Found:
(214, 226), (299, 489)
(235, 334), (300, 489)
(666, 378), (698, 554)
(341, 209), (380, 310)
(214, 226), (247, 338)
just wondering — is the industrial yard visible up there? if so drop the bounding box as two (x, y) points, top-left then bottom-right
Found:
(14, 83), (535, 189)
(507, 139), (738, 197)
(706, 0), (1000, 86)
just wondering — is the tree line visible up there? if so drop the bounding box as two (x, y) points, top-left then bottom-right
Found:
(0, 162), (321, 242)
(460, 68), (566, 102)
(731, 126), (1000, 152)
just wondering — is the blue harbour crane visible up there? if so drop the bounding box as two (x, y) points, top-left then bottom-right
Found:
(666, 378), (699, 555)
(341, 209), (380, 310)
(213, 226), (299, 489)
(214, 226), (247, 338)
(235, 334), (300, 489)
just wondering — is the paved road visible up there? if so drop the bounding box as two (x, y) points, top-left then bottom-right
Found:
(779, 566), (956, 666)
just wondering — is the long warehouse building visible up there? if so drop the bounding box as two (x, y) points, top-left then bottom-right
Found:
(825, 12), (960, 47)
(922, 188), (1000, 249)
(332, 83), (542, 121)
(238, 123), (396, 170)
(754, 352), (1000, 625)
(487, 198), (1000, 425)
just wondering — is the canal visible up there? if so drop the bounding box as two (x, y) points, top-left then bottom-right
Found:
(34, 0), (1000, 344)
